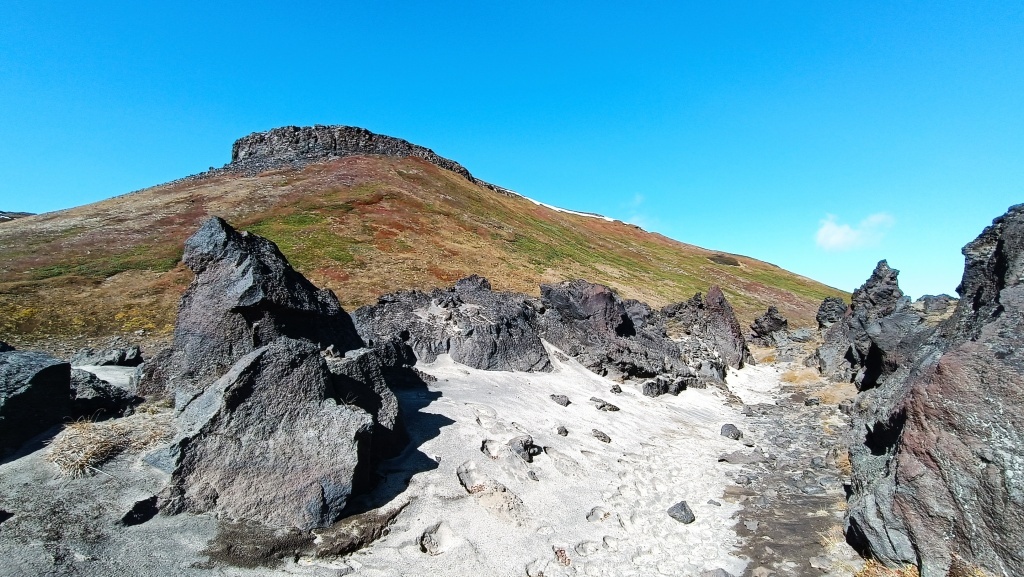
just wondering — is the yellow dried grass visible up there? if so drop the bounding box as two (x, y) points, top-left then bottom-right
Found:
(853, 560), (920, 577)
(46, 412), (173, 478)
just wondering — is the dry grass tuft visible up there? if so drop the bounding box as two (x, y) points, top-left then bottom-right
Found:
(853, 560), (920, 577)
(835, 449), (853, 476)
(780, 367), (822, 385)
(948, 556), (996, 577)
(46, 412), (173, 478)
(818, 524), (846, 553)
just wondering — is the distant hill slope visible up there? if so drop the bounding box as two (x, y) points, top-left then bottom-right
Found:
(0, 126), (845, 347)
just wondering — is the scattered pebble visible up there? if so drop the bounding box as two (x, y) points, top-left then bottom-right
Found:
(591, 429), (611, 443)
(550, 394), (570, 407)
(667, 500), (695, 524)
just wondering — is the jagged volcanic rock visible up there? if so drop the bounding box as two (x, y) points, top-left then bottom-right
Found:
(661, 286), (752, 369)
(140, 216), (362, 396)
(0, 351), (71, 457)
(158, 337), (373, 530)
(71, 345), (143, 367)
(845, 205), (1024, 576)
(353, 277), (551, 372)
(325, 338), (417, 458)
(69, 369), (137, 419)
(749, 306), (789, 347)
(539, 279), (696, 379)
(809, 261), (926, 389)
(815, 296), (848, 329)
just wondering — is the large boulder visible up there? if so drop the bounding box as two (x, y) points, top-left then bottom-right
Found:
(809, 261), (926, 387)
(539, 279), (694, 379)
(0, 351), (72, 456)
(325, 338), (417, 457)
(141, 217), (363, 396)
(353, 277), (551, 372)
(662, 286), (752, 369)
(845, 204), (1024, 576)
(815, 296), (848, 329)
(69, 369), (138, 419)
(71, 345), (143, 367)
(749, 306), (789, 347)
(158, 337), (373, 530)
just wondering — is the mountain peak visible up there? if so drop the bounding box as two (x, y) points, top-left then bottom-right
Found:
(230, 125), (471, 178)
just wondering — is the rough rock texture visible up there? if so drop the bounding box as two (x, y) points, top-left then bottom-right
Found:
(231, 125), (477, 181)
(809, 261), (926, 387)
(845, 205), (1024, 577)
(749, 306), (789, 347)
(141, 217), (362, 397)
(158, 337), (373, 530)
(353, 277), (551, 372)
(662, 286), (752, 369)
(0, 351), (71, 457)
(71, 346), (143, 367)
(539, 279), (699, 379)
(227, 125), (516, 196)
(815, 296), (848, 329)
(324, 338), (417, 458)
(69, 369), (137, 419)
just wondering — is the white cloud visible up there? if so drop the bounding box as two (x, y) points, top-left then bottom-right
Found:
(816, 213), (894, 251)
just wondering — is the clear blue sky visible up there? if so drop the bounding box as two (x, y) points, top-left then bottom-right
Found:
(1, 2), (1021, 298)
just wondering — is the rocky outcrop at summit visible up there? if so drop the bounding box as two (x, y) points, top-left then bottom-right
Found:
(749, 306), (788, 347)
(0, 351), (72, 457)
(140, 216), (363, 397)
(662, 286), (752, 369)
(159, 337), (373, 530)
(844, 205), (1024, 576)
(0, 211), (33, 223)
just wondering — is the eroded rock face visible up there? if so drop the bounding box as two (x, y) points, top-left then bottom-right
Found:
(749, 306), (789, 347)
(142, 217), (362, 396)
(0, 351), (71, 457)
(353, 278), (551, 372)
(71, 346), (143, 367)
(159, 337), (373, 531)
(815, 296), (848, 329)
(662, 286), (752, 369)
(810, 261), (926, 388)
(539, 279), (696, 379)
(70, 369), (137, 419)
(845, 205), (1024, 576)
(325, 338), (417, 458)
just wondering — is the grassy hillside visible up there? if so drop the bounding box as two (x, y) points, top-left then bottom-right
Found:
(0, 154), (846, 350)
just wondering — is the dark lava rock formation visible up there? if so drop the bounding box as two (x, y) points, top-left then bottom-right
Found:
(661, 286), (753, 369)
(158, 337), (373, 530)
(0, 351), (71, 457)
(841, 205), (1024, 576)
(140, 216), (363, 397)
(353, 276), (551, 372)
(355, 276), (733, 383)
(749, 306), (789, 347)
(809, 261), (927, 387)
(227, 125), (515, 196)
(815, 296), (847, 329)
